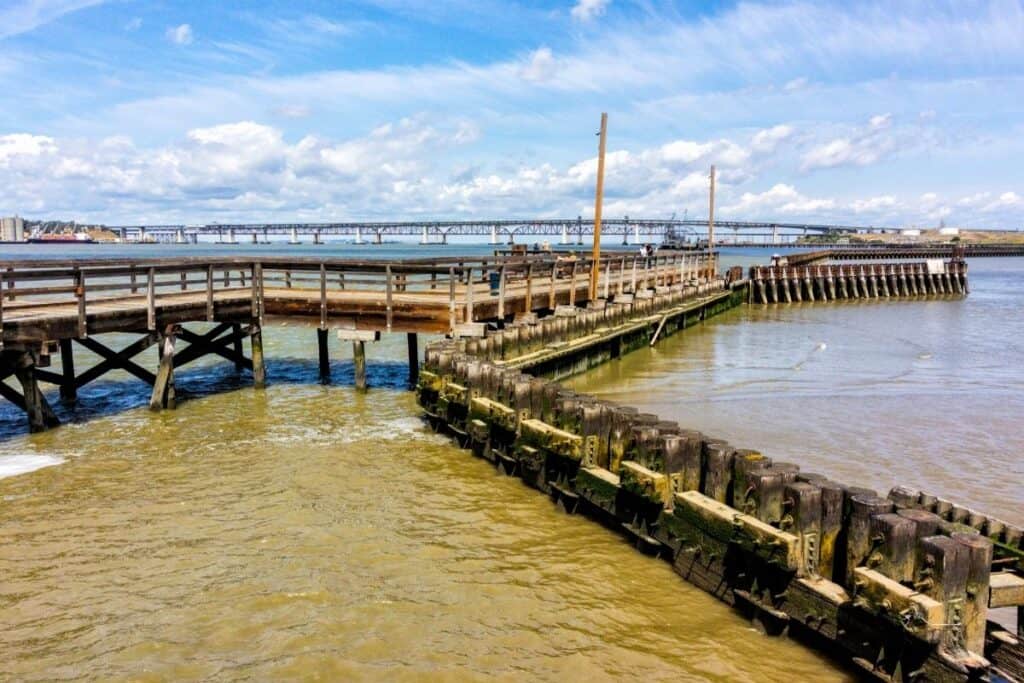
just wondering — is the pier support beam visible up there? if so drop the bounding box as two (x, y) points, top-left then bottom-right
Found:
(338, 329), (379, 391)
(407, 332), (419, 387)
(149, 325), (177, 410)
(232, 323), (245, 372)
(317, 328), (330, 383)
(353, 341), (367, 391)
(5, 351), (60, 432)
(58, 338), (76, 403)
(251, 325), (266, 388)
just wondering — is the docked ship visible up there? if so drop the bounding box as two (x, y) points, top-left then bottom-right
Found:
(26, 230), (95, 244)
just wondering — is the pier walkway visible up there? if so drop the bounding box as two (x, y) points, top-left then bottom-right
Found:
(0, 252), (712, 431)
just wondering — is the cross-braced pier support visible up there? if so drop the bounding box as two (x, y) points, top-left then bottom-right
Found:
(0, 350), (60, 432)
(0, 321), (267, 430)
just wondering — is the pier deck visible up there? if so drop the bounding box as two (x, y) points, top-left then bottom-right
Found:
(0, 253), (712, 432)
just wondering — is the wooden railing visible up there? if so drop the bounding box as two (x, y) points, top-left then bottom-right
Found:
(0, 251), (716, 343)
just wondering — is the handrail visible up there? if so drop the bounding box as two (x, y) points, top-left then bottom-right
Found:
(0, 252), (716, 337)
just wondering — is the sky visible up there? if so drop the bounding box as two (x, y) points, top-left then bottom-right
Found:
(0, 0), (1022, 228)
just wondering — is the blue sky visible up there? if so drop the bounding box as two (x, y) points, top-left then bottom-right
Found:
(0, 0), (1022, 227)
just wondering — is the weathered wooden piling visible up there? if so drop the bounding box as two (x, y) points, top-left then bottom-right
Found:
(149, 325), (177, 410)
(317, 328), (330, 382)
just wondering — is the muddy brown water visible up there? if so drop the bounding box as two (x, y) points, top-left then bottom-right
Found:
(2, 247), (1020, 681)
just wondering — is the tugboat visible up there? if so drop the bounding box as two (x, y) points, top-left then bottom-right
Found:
(660, 225), (706, 251)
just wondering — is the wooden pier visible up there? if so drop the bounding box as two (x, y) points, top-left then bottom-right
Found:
(0, 251), (712, 432)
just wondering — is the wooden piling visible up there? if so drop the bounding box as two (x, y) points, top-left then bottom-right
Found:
(14, 352), (59, 432)
(59, 337), (76, 402)
(919, 536), (969, 655)
(785, 481), (822, 576)
(818, 480), (844, 582)
(846, 494), (893, 585)
(407, 333), (419, 387)
(731, 448), (770, 507)
(317, 328), (330, 382)
(951, 532), (992, 655)
(149, 325), (176, 410)
(353, 340), (367, 391)
(232, 323), (245, 373)
(868, 512), (917, 582)
(251, 325), (266, 388)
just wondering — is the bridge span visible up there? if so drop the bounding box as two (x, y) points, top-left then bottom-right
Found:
(111, 218), (895, 245)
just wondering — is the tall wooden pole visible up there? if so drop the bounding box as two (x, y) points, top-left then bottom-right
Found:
(589, 112), (608, 302)
(707, 164), (716, 279)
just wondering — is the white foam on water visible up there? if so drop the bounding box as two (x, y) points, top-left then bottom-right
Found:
(0, 453), (65, 480)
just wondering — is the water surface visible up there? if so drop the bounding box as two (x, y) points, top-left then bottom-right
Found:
(2, 244), (1017, 681)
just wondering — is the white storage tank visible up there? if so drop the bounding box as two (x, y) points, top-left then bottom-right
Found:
(1, 216), (21, 242)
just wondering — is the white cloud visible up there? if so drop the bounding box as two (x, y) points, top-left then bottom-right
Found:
(274, 104), (310, 119)
(571, 0), (610, 22)
(0, 0), (105, 39)
(724, 183), (836, 215)
(985, 191), (1022, 212)
(166, 24), (194, 46)
(124, 17), (141, 31)
(519, 47), (557, 82)
(800, 114), (897, 171)
(783, 77), (808, 91)
(850, 195), (897, 213)
(751, 125), (794, 153)
(660, 140), (711, 164)
(0, 134), (58, 166)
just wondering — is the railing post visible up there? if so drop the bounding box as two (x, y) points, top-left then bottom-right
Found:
(618, 256), (625, 295)
(569, 260), (578, 305)
(385, 264), (393, 331)
(466, 266), (474, 322)
(497, 265), (506, 320)
(548, 262), (557, 308)
(5, 267), (14, 301)
(73, 269), (87, 338)
(251, 263), (259, 320)
(601, 257), (610, 299)
(631, 256), (638, 293)
(130, 267), (138, 294)
(206, 264), (214, 321)
(180, 270), (187, 291)
(147, 267), (156, 331)
(448, 266), (457, 330)
(525, 263), (533, 311)
(257, 263), (265, 326)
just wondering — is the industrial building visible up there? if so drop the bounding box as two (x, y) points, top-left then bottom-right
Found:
(1, 216), (25, 242)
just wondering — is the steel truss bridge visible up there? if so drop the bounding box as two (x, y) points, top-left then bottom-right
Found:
(111, 218), (895, 244)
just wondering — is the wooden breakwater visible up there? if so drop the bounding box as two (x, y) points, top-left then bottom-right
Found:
(416, 278), (1023, 682)
(785, 245), (1024, 265)
(749, 260), (968, 304)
